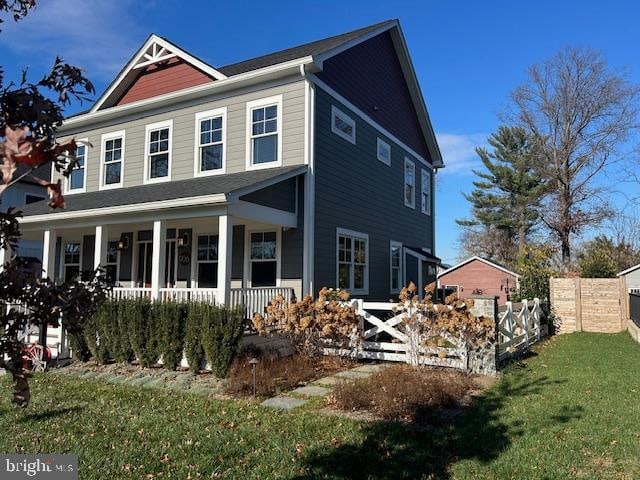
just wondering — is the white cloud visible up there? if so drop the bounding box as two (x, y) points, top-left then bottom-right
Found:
(436, 132), (487, 174)
(2, 0), (143, 80)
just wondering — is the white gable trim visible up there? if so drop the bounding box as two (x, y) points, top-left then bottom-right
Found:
(618, 263), (640, 277)
(91, 34), (226, 113)
(437, 256), (520, 279)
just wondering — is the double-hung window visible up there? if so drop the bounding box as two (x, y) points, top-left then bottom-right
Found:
(247, 95), (282, 169)
(421, 169), (431, 215)
(195, 109), (225, 175)
(106, 240), (119, 284)
(68, 141), (87, 192)
(390, 241), (403, 293)
(404, 158), (416, 208)
(145, 120), (172, 182)
(196, 235), (218, 288)
(63, 242), (81, 281)
(331, 106), (356, 144)
(250, 231), (277, 287)
(101, 131), (124, 188)
(337, 228), (368, 294)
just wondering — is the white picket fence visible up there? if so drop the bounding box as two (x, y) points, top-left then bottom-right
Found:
(497, 298), (542, 361)
(324, 300), (468, 369)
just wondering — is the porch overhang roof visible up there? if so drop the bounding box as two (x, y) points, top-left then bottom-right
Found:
(18, 165), (306, 225)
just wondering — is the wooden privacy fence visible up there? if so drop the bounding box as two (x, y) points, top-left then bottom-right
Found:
(324, 298), (544, 373)
(550, 277), (628, 334)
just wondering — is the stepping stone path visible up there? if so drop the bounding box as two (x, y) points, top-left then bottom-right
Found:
(261, 363), (388, 411)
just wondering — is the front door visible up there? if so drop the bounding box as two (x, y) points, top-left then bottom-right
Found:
(136, 241), (153, 287)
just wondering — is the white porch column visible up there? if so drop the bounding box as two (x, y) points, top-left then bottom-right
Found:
(42, 229), (57, 280)
(0, 242), (11, 273)
(151, 220), (166, 300)
(216, 214), (233, 306)
(94, 225), (109, 271)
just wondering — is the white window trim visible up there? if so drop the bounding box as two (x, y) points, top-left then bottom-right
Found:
(106, 239), (121, 284)
(99, 131), (126, 190)
(193, 233), (219, 288)
(390, 240), (403, 294)
(65, 138), (89, 194)
(144, 119), (173, 184)
(376, 137), (391, 166)
(336, 227), (369, 295)
(404, 157), (416, 209)
(193, 107), (227, 177)
(244, 228), (282, 288)
(421, 168), (431, 215)
(245, 95), (283, 171)
(331, 105), (356, 144)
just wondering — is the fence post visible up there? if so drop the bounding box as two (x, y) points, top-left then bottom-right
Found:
(575, 277), (583, 332)
(522, 299), (529, 347)
(534, 298), (541, 341)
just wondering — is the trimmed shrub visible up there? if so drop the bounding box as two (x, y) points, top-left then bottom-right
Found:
(158, 301), (186, 370)
(83, 302), (110, 364)
(184, 303), (205, 373)
(201, 304), (244, 378)
(111, 300), (134, 363)
(127, 298), (159, 367)
(68, 331), (91, 362)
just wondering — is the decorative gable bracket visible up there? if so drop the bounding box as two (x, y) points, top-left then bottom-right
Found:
(134, 41), (177, 70)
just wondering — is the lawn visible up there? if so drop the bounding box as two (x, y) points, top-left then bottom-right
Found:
(1, 332), (639, 479)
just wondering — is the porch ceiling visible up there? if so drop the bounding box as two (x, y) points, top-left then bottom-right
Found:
(18, 165), (306, 221)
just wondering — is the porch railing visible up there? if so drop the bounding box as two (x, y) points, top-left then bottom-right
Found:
(108, 286), (295, 319)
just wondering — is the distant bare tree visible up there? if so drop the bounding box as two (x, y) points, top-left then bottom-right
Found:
(509, 47), (640, 269)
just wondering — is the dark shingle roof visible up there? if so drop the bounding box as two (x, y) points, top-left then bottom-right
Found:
(217, 20), (395, 76)
(404, 245), (441, 264)
(18, 165), (306, 216)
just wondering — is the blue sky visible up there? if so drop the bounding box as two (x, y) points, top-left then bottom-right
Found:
(1, 0), (639, 264)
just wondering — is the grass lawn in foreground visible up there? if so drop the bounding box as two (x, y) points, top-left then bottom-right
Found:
(1, 332), (639, 479)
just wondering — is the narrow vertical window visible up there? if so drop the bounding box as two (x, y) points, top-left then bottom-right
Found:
(195, 109), (225, 175)
(421, 169), (431, 215)
(63, 242), (81, 281)
(103, 137), (123, 185)
(106, 240), (119, 284)
(404, 158), (415, 208)
(68, 143), (87, 192)
(145, 120), (172, 181)
(390, 241), (403, 293)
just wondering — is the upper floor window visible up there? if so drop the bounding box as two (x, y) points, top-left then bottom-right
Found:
(145, 120), (173, 182)
(331, 106), (356, 144)
(337, 228), (368, 294)
(68, 141), (88, 193)
(101, 131), (125, 189)
(195, 108), (226, 176)
(421, 169), (431, 215)
(404, 158), (415, 209)
(377, 138), (391, 165)
(247, 95), (282, 169)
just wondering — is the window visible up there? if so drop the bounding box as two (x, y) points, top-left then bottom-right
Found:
(404, 158), (415, 208)
(196, 235), (218, 288)
(145, 120), (172, 182)
(377, 138), (391, 165)
(105, 240), (119, 284)
(25, 194), (45, 204)
(250, 231), (277, 287)
(421, 169), (431, 215)
(63, 242), (81, 281)
(68, 142), (87, 192)
(331, 106), (356, 144)
(247, 95), (282, 169)
(100, 131), (124, 188)
(337, 228), (368, 294)
(390, 241), (403, 293)
(195, 109), (226, 175)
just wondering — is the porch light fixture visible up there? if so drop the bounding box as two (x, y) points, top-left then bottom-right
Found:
(177, 232), (190, 248)
(116, 235), (130, 251)
(248, 357), (259, 397)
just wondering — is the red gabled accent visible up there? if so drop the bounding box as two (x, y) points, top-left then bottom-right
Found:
(115, 58), (215, 106)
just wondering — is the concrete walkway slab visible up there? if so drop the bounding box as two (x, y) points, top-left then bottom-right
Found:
(291, 385), (331, 397)
(314, 376), (342, 386)
(350, 364), (386, 374)
(335, 370), (371, 379)
(261, 396), (307, 410)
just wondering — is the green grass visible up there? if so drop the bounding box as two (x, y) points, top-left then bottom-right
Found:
(1, 332), (639, 479)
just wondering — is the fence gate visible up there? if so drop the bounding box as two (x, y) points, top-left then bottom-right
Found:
(324, 300), (468, 370)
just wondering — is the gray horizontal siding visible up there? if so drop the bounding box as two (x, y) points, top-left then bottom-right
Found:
(313, 88), (434, 300)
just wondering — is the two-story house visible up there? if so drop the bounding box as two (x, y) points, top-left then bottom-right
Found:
(15, 19), (444, 314)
